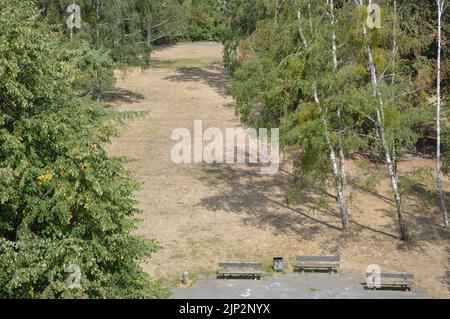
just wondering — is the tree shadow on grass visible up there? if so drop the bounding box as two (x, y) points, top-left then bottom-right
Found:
(197, 164), (336, 239)
(348, 174), (450, 246)
(396, 177), (450, 245)
(103, 88), (145, 105)
(348, 180), (395, 207)
(197, 164), (408, 241)
(163, 64), (230, 97)
(445, 247), (450, 293)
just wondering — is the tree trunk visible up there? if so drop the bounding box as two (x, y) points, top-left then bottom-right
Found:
(436, 0), (449, 228)
(96, 70), (102, 102)
(298, 4), (350, 235)
(330, 0), (348, 187)
(391, 0), (398, 174)
(95, 0), (101, 102)
(391, 0), (397, 85)
(146, 25), (152, 47)
(359, 0), (410, 241)
(69, 2), (75, 41)
(296, 9), (308, 47)
(314, 88), (350, 234)
(96, 0), (100, 44)
(307, 0), (313, 35)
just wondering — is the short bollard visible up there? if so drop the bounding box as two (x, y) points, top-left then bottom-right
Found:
(182, 271), (190, 285)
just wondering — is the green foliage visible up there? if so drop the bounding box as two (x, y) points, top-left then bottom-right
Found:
(223, 0), (274, 70)
(0, 0), (167, 298)
(357, 169), (386, 193)
(71, 45), (116, 99)
(226, 0), (446, 201)
(185, 0), (231, 41)
(399, 167), (436, 209)
(36, 0), (189, 98)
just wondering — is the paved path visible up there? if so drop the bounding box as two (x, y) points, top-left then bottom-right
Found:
(173, 273), (429, 299)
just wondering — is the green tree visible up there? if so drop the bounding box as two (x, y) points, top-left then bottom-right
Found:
(227, 0), (437, 240)
(229, 0), (354, 234)
(184, 0), (230, 41)
(36, 0), (188, 100)
(0, 0), (167, 298)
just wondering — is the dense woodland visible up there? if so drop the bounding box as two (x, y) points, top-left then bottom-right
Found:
(0, 0), (448, 298)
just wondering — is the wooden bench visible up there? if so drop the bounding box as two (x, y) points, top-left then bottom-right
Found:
(294, 256), (340, 273)
(365, 273), (414, 291)
(217, 262), (263, 280)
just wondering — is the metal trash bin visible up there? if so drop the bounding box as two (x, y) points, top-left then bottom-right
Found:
(273, 257), (284, 271)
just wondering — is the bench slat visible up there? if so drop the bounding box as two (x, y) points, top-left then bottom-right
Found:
(366, 273), (414, 279)
(295, 263), (339, 269)
(297, 256), (340, 262)
(218, 270), (263, 275)
(219, 262), (262, 268)
(378, 281), (414, 286)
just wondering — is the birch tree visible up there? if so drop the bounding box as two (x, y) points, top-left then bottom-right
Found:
(297, 0), (350, 234)
(357, 0), (410, 240)
(328, 0), (348, 187)
(226, 0), (446, 240)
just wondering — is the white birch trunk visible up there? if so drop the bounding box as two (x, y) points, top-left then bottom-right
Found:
(307, 0), (313, 35)
(147, 23), (152, 47)
(297, 9), (308, 47)
(391, 0), (397, 85)
(329, 0), (348, 187)
(314, 88), (350, 234)
(298, 4), (350, 234)
(359, 0), (410, 240)
(96, 0), (100, 43)
(391, 0), (398, 176)
(70, 2), (75, 41)
(436, 0), (449, 228)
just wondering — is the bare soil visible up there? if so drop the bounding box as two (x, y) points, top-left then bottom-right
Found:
(106, 42), (450, 298)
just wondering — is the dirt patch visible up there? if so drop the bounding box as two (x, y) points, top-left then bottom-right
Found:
(106, 42), (450, 298)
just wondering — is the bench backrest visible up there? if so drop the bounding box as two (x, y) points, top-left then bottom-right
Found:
(219, 262), (262, 269)
(366, 273), (414, 280)
(297, 256), (340, 262)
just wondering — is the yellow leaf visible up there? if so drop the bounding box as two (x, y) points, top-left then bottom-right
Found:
(37, 171), (53, 184)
